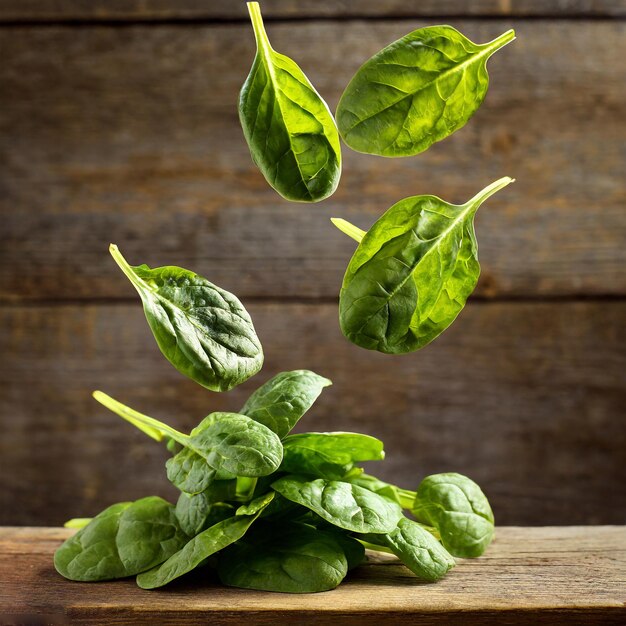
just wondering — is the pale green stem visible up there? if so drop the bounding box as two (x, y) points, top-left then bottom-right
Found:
(466, 176), (514, 209)
(396, 488), (417, 511)
(247, 2), (272, 55)
(484, 29), (516, 55)
(330, 218), (366, 243)
(235, 476), (258, 501)
(108, 243), (150, 296)
(357, 539), (394, 555)
(63, 518), (92, 530)
(93, 391), (189, 447)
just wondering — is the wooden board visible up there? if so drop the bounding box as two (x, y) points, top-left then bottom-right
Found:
(1, 20), (625, 301)
(1, 301), (624, 527)
(0, 526), (625, 625)
(1, 0), (624, 22)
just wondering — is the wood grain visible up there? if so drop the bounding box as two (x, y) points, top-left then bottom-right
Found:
(1, 20), (625, 301)
(1, 301), (624, 527)
(1, 0), (624, 22)
(1, 526), (625, 625)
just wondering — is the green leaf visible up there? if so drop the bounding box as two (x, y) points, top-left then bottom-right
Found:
(239, 2), (341, 202)
(54, 498), (187, 582)
(271, 475), (402, 533)
(189, 412), (283, 477)
(363, 517), (455, 582)
(335, 177), (514, 353)
(240, 370), (332, 438)
(412, 473), (495, 558)
(218, 522), (348, 592)
(235, 491), (275, 516)
(281, 432), (384, 479)
(336, 26), (515, 157)
(136, 496), (272, 589)
(109, 244), (263, 392)
(175, 491), (235, 536)
(166, 446), (217, 495)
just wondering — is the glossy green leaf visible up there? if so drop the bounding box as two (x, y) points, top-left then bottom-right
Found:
(136, 495), (272, 589)
(363, 517), (455, 582)
(239, 2), (341, 202)
(412, 473), (495, 558)
(54, 498), (188, 582)
(334, 177), (514, 353)
(271, 475), (402, 533)
(218, 522), (348, 592)
(281, 432), (384, 479)
(240, 369), (332, 438)
(166, 446), (217, 495)
(109, 244), (263, 392)
(336, 25), (515, 156)
(175, 491), (235, 536)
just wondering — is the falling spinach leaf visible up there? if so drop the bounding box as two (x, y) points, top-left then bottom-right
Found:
(281, 432), (384, 479)
(333, 177), (514, 353)
(336, 25), (515, 156)
(412, 473), (495, 558)
(240, 370), (332, 438)
(218, 522), (348, 592)
(239, 2), (341, 202)
(109, 244), (263, 392)
(271, 475), (402, 533)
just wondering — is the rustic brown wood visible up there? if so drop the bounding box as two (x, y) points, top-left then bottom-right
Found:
(1, 20), (625, 301)
(1, 0), (624, 22)
(0, 526), (624, 625)
(0, 301), (624, 527)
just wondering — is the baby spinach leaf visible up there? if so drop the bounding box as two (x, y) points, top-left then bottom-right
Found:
(175, 491), (235, 537)
(239, 2), (341, 202)
(109, 244), (263, 392)
(334, 177), (514, 353)
(235, 491), (276, 516)
(336, 26), (515, 156)
(54, 498), (187, 582)
(218, 522), (348, 592)
(136, 495), (272, 589)
(362, 517), (455, 582)
(281, 432), (384, 479)
(271, 475), (402, 533)
(240, 370), (332, 438)
(166, 446), (217, 495)
(189, 412), (283, 477)
(412, 472), (495, 558)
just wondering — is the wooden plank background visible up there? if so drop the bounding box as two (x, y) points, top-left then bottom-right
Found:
(0, 1), (624, 526)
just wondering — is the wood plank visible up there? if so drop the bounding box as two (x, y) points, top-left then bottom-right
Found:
(0, 301), (624, 527)
(1, 20), (625, 301)
(1, 0), (624, 22)
(1, 527), (625, 625)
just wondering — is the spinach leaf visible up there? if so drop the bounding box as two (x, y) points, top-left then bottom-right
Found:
(412, 473), (495, 558)
(333, 177), (514, 353)
(281, 432), (384, 479)
(166, 446), (217, 495)
(136, 494), (272, 589)
(271, 475), (402, 533)
(240, 370), (332, 438)
(175, 492), (235, 537)
(362, 517), (455, 582)
(336, 26), (515, 156)
(239, 2), (341, 202)
(218, 522), (348, 592)
(109, 244), (263, 392)
(54, 498), (187, 582)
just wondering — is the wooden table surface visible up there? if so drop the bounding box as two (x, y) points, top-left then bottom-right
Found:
(1, 526), (625, 625)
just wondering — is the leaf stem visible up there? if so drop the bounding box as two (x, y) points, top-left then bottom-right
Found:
(396, 488), (417, 510)
(357, 539), (394, 555)
(466, 176), (514, 209)
(330, 218), (366, 243)
(108, 244), (149, 296)
(92, 391), (189, 447)
(484, 29), (516, 55)
(247, 2), (271, 55)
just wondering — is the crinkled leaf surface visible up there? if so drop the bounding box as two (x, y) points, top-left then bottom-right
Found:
(363, 517), (455, 582)
(336, 25), (515, 156)
(239, 2), (341, 202)
(336, 177), (513, 353)
(412, 472), (495, 558)
(240, 370), (331, 438)
(110, 245), (263, 392)
(166, 446), (217, 495)
(54, 498), (187, 582)
(272, 475), (402, 533)
(136, 495), (272, 589)
(218, 522), (348, 592)
(281, 432), (384, 479)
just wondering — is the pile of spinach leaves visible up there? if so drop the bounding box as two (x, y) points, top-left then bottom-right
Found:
(55, 1), (513, 593)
